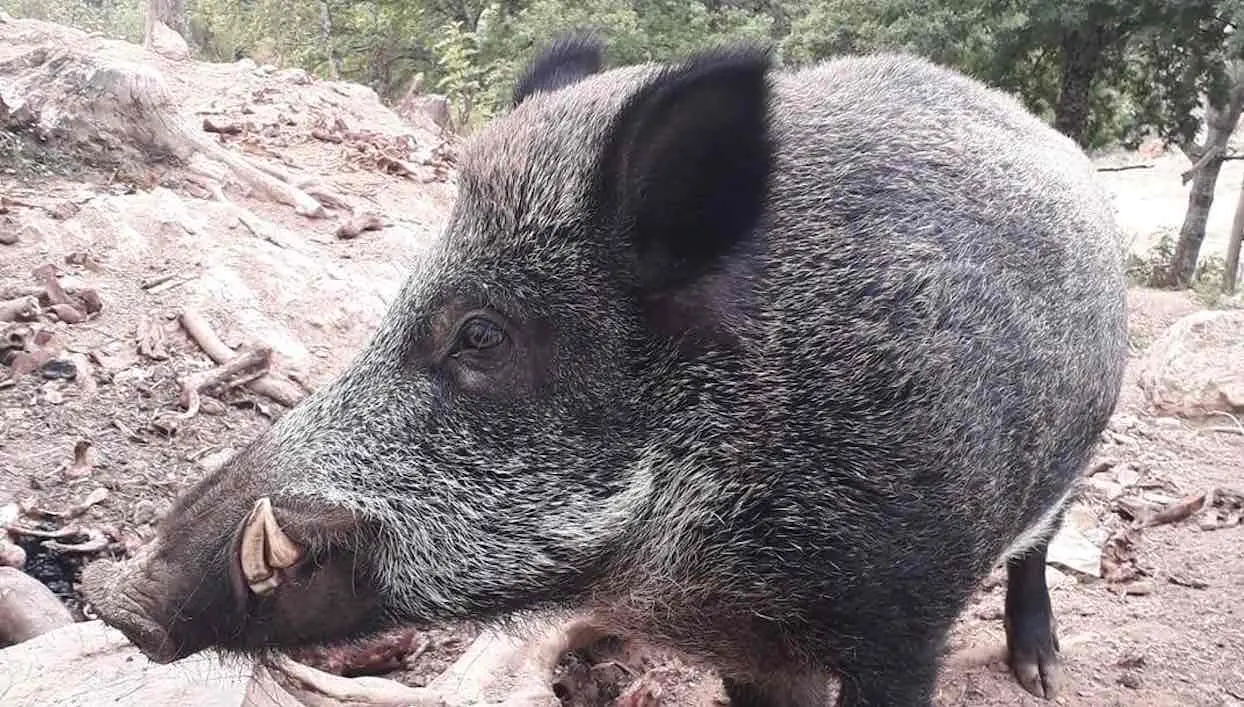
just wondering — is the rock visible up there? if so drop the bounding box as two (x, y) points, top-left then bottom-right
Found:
(150, 20), (190, 62)
(0, 568), (74, 647)
(1116, 464), (1142, 488)
(0, 620), (251, 705)
(277, 68), (311, 85)
(397, 90), (452, 133)
(1045, 565), (1074, 590)
(1047, 505), (1104, 578)
(0, 540), (24, 570)
(1137, 309), (1244, 418)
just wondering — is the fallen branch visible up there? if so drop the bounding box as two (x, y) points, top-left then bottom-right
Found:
(1143, 492), (1206, 528)
(1096, 164), (1154, 173)
(17, 488), (109, 522)
(202, 117), (244, 135)
(262, 657), (447, 706)
(305, 186), (351, 211)
(5, 525), (84, 541)
(1196, 410), (1244, 437)
(187, 131), (327, 218)
(0, 567), (74, 647)
(311, 128), (344, 144)
(178, 345), (272, 419)
(206, 183), (296, 249)
(140, 273), (177, 290)
(42, 528), (109, 554)
(260, 618), (604, 706)
(336, 213), (387, 239)
(179, 309), (306, 408)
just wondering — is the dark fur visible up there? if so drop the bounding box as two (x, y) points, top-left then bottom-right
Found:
(83, 39), (1128, 707)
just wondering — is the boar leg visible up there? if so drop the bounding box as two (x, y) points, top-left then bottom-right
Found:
(1004, 541), (1061, 700)
(833, 635), (944, 707)
(722, 674), (829, 707)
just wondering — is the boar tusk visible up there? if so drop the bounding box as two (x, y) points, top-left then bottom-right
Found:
(240, 497), (302, 595)
(240, 499), (275, 590)
(262, 505), (301, 570)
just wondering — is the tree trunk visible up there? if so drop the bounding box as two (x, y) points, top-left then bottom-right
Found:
(144, 0), (185, 48)
(319, 0), (340, 80)
(1053, 27), (1106, 146)
(1163, 84), (1244, 288)
(1225, 180), (1244, 293)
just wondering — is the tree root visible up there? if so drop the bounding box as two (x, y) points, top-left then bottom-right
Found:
(249, 618), (607, 707)
(178, 308), (306, 409)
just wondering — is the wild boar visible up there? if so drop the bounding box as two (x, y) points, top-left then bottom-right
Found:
(83, 35), (1128, 707)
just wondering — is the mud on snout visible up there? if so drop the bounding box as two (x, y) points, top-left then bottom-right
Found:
(81, 493), (388, 665)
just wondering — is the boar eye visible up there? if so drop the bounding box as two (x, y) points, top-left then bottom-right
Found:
(456, 316), (506, 352)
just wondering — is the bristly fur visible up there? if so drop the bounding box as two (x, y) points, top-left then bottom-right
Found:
(84, 36), (1129, 707)
(512, 31), (606, 107)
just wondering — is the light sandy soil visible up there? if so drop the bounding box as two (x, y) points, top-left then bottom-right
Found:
(1, 16), (1242, 707)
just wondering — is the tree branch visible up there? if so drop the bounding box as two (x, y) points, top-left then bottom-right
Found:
(1176, 145), (1244, 185)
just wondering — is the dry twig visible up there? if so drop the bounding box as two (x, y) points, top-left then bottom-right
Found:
(179, 345), (272, 419)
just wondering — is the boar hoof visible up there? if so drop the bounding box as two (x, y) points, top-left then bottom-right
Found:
(240, 497), (302, 596)
(1005, 547), (1061, 700)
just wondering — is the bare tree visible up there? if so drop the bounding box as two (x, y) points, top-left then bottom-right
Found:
(1225, 183), (1244, 293)
(320, 0), (342, 80)
(144, 0), (186, 49)
(1161, 64), (1244, 289)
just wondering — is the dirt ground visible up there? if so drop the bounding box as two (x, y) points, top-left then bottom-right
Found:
(2, 15), (1244, 707)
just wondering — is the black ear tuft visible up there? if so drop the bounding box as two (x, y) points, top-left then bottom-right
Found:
(513, 32), (606, 107)
(596, 43), (775, 294)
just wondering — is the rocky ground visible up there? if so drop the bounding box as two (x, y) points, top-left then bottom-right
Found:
(1, 13), (1242, 707)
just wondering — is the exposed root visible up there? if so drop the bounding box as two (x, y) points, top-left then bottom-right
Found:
(254, 619), (604, 706)
(179, 308), (307, 408)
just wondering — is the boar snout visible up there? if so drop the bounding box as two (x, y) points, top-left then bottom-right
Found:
(82, 551), (209, 664)
(82, 483), (388, 663)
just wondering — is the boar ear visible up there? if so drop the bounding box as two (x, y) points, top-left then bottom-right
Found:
(597, 44), (774, 294)
(513, 32), (605, 107)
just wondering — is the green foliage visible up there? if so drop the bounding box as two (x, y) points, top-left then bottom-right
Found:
(1126, 230), (1242, 307)
(2, 0), (145, 42)
(1126, 230), (1180, 287)
(7, 0), (1244, 152)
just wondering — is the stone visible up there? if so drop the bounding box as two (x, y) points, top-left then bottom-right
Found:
(1137, 309), (1244, 418)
